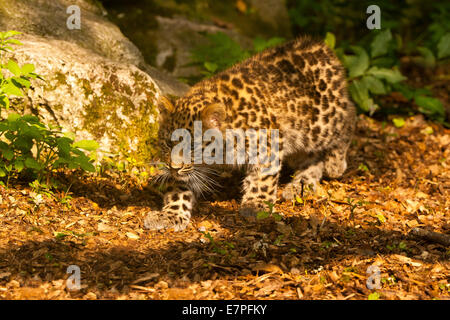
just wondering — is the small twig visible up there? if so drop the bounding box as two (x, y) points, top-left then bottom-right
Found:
(129, 285), (155, 292)
(409, 228), (450, 246)
(329, 199), (350, 205)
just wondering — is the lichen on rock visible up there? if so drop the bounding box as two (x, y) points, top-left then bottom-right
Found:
(0, 0), (189, 167)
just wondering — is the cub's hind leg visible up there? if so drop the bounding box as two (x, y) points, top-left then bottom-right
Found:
(281, 146), (351, 201)
(239, 165), (280, 218)
(323, 147), (348, 179)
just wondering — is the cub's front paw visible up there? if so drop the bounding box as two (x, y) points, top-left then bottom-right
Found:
(143, 211), (189, 232)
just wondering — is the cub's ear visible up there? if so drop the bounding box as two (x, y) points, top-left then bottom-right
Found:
(201, 103), (227, 130)
(158, 95), (175, 112)
(157, 95), (175, 121)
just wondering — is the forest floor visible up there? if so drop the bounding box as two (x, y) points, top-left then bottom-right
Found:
(0, 114), (449, 300)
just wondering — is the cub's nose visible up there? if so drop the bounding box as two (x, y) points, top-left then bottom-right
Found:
(169, 152), (189, 170)
(169, 161), (183, 170)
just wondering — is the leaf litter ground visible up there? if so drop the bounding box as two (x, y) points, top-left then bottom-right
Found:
(0, 114), (448, 300)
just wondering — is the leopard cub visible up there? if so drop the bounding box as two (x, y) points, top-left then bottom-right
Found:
(144, 36), (356, 231)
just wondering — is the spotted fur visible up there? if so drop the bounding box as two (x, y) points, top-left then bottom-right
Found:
(144, 36), (356, 231)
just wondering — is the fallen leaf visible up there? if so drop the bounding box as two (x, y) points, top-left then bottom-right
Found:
(126, 232), (140, 240)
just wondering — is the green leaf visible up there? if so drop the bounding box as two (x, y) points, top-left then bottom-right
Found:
(366, 67), (406, 84)
(191, 32), (250, 73)
(54, 232), (69, 239)
(14, 160), (24, 172)
(63, 131), (76, 140)
(21, 63), (35, 75)
(1, 148), (14, 161)
(398, 241), (407, 251)
(68, 161), (79, 170)
(4, 39), (22, 46)
(253, 37), (285, 52)
(6, 60), (21, 76)
(0, 45), (13, 52)
(324, 32), (336, 50)
(343, 46), (369, 78)
(73, 139), (99, 151)
(79, 161), (95, 172)
(0, 168), (5, 177)
(14, 137), (32, 152)
(256, 211), (270, 220)
(73, 154), (96, 172)
(349, 79), (374, 112)
(368, 292), (381, 300)
(0, 30), (22, 40)
(358, 163), (369, 172)
(412, 87), (432, 98)
(0, 95), (10, 109)
(4, 132), (15, 142)
(414, 95), (445, 119)
(56, 137), (72, 156)
(361, 75), (386, 95)
(2, 81), (23, 96)
(7, 112), (20, 122)
(392, 83), (414, 100)
(203, 62), (218, 73)
(12, 77), (30, 89)
(80, 161), (95, 172)
(392, 118), (405, 128)
(272, 213), (282, 221)
(23, 125), (43, 140)
(437, 33), (450, 59)
(417, 47), (436, 68)
(25, 157), (42, 170)
(370, 56), (397, 68)
(52, 157), (69, 169)
(371, 29), (392, 58)
(21, 114), (40, 123)
(420, 126), (433, 135)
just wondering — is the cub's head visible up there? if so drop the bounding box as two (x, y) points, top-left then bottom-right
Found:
(155, 95), (227, 193)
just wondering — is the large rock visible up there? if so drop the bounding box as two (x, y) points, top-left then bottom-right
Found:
(249, 0), (291, 37)
(0, 0), (189, 164)
(151, 16), (252, 80)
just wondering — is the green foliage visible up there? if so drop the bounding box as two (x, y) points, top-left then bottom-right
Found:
(256, 201), (282, 221)
(0, 112), (98, 183)
(335, 29), (408, 114)
(190, 32), (284, 78)
(437, 33), (450, 59)
(201, 231), (235, 256)
(187, 3), (448, 125)
(324, 32), (336, 50)
(287, 1), (449, 124)
(331, 29), (446, 124)
(0, 31), (99, 186)
(0, 31), (43, 110)
(190, 32), (249, 78)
